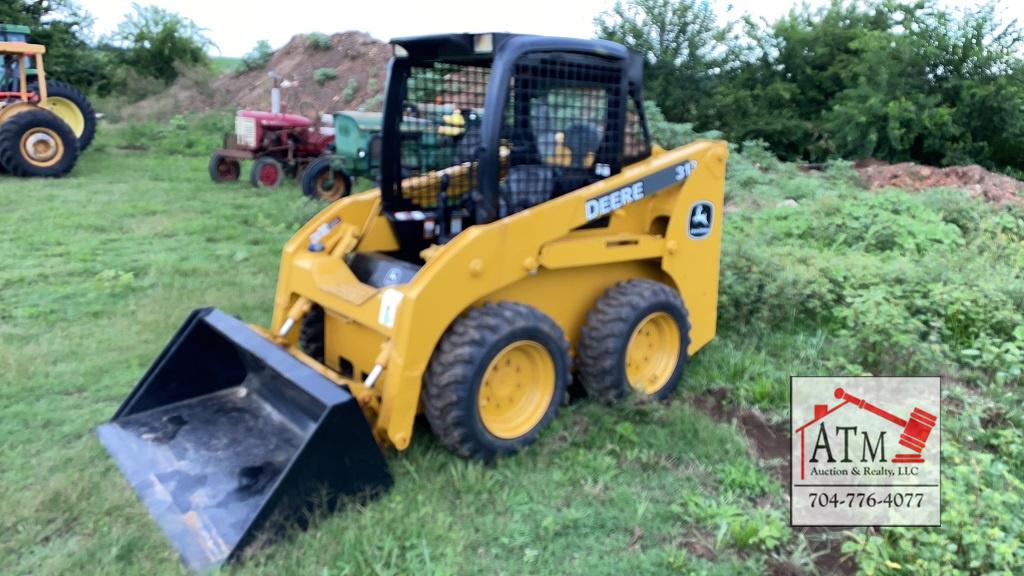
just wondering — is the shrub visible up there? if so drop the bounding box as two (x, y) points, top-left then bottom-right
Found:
(237, 40), (274, 74)
(843, 445), (1024, 574)
(313, 68), (338, 86)
(341, 78), (359, 103)
(306, 32), (331, 50)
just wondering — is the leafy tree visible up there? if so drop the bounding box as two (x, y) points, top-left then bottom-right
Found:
(106, 3), (212, 85)
(595, 0), (732, 125)
(0, 0), (108, 91)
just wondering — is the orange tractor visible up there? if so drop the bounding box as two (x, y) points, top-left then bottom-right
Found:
(1, 23), (96, 177)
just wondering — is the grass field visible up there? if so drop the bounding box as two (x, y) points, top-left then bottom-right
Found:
(3, 119), (1023, 575)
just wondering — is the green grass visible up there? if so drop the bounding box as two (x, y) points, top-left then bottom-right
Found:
(0, 130), (795, 574)
(211, 56), (242, 75)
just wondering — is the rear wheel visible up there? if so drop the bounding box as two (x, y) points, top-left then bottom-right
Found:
(424, 302), (570, 459)
(208, 154), (241, 182)
(32, 80), (96, 151)
(576, 280), (691, 403)
(302, 156), (351, 201)
(0, 108), (79, 177)
(251, 156), (285, 188)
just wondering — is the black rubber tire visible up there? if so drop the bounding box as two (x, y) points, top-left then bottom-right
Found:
(424, 302), (571, 460)
(208, 154), (241, 182)
(31, 80), (96, 151)
(302, 156), (351, 201)
(250, 156), (285, 188)
(299, 305), (325, 363)
(576, 280), (691, 404)
(0, 108), (80, 178)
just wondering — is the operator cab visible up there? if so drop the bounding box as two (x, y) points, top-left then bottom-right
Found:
(379, 33), (651, 261)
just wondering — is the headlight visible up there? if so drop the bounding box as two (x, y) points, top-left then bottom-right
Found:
(358, 148), (367, 158)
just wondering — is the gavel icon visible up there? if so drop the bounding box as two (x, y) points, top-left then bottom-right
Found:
(834, 388), (937, 463)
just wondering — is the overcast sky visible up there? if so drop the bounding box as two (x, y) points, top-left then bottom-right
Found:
(77, 0), (1022, 57)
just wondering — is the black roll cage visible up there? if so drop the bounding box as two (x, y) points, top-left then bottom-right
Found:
(379, 34), (650, 228)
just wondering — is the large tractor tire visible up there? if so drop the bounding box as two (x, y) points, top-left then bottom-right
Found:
(576, 280), (691, 404)
(208, 153), (241, 182)
(424, 302), (571, 460)
(31, 80), (96, 151)
(302, 156), (351, 201)
(251, 156), (285, 188)
(0, 108), (80, 177)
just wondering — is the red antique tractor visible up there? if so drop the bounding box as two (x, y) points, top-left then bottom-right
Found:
(209, 77), (333, 188)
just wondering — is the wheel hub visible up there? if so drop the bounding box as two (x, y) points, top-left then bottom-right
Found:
(478, 341), (555, 439)
(259, 163), (280, 186)
(20, 128), (63, 167)
(625, 311), (680, 394)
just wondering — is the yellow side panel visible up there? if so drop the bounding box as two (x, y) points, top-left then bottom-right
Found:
(478, 261), (667, 351)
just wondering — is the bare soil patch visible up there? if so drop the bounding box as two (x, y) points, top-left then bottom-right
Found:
(856, 159), (1024, 205)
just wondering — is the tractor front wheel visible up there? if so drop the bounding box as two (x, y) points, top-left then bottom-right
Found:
(302, 156), (351, 201)
(31, 80), (97, 151)
(424, 302), (570, 460)
(576, 280), (691, 403)
(208, 154), (240, 182)
(250, 156), (285, 188)
(0, 108), (79, 177)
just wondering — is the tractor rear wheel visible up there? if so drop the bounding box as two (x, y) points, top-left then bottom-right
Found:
(302, 156), (351, 201)
(424, 302), (570, 460)
(208, 154), (241, 182)
(31, 80), (96, 151)
(251, 156), (285, 188)
(0, 108), (79, 177)
(576, 280), (691, 404)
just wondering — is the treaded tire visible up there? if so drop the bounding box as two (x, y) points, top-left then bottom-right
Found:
(208, 154), (241, 182)
(299, 305), (325, 363)
(0, 108), (80, 177)
(250, 156), (285, 188)
(31, 80), (96, 151)
(424, 302), (571, 460)
(577, 280), (691, 404)
(302, 155), (351, 201)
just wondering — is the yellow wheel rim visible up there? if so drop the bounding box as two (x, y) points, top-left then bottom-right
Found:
(19, 127), (64, 168)
(478, 340), (556, 439)
(316, 171), (346, 201)
(41, 97), (86, 136)
(625, 312), (681, 395)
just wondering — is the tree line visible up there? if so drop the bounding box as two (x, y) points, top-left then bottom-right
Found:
(2, 1), (210, 100)
(597, 0), (1024, 174)
(8, 0), (1024, 173)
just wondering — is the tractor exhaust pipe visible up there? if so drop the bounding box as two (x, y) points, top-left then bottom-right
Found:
(97, 308), (392, 572)
(269, 71), (282, 114)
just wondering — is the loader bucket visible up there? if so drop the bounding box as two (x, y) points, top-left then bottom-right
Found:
(97, 308), (392, 572)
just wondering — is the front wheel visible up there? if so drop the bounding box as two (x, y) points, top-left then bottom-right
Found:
(302, 156), (351, 201)
(208, 154), (240, 182)
(0, 108), (80, 177)
(424, 302), (571, 460)
(576, 280), (691, 403)
(250, 156), (285, 188)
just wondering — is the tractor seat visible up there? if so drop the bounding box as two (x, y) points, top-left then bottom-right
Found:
(500, 164), (555, 216)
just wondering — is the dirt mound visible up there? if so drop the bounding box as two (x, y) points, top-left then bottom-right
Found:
(856, 160), (1024, 205)
(125, 32), (390, 120)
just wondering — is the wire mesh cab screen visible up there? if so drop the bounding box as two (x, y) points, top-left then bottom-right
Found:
(397, 63), (490, 210)
(500, 53), (624, 216)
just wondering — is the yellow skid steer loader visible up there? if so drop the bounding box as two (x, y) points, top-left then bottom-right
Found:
(98, 33), (728, 571)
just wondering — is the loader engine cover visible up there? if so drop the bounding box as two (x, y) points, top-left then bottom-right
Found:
(96, 308), (392, 572)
